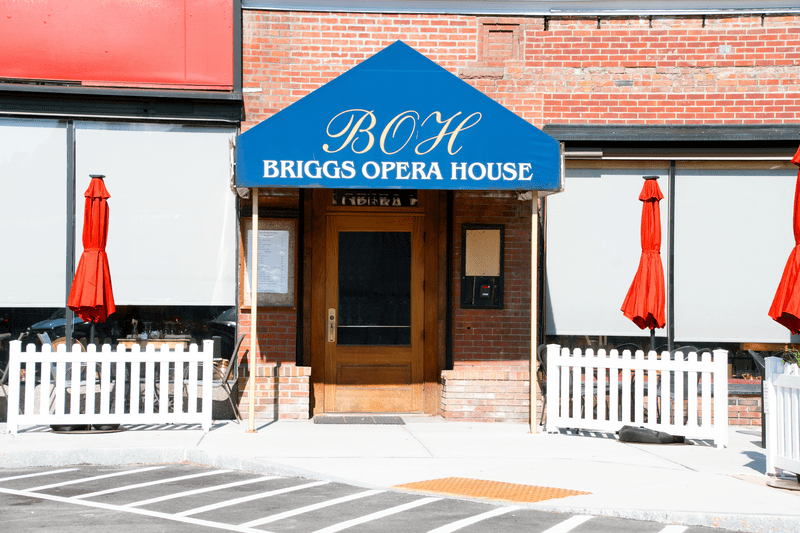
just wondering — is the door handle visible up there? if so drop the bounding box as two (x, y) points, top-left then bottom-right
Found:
(327, 308), (336, 343)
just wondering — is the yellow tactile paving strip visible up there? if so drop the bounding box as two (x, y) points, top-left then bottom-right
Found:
(393, 477), (591, 504)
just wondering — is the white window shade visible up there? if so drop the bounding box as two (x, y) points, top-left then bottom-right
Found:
(546, 166), (670, 337)
(674, 165), (797, 343)
(0, 118), (67, 306)
(75, 123), (236, 306)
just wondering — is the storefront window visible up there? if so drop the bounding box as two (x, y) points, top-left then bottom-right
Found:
(1, 305), (237, 370)
(0, 120), (239, 375)
(544, 333), (753, 378)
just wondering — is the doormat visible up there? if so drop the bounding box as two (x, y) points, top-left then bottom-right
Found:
(393, 477), (590, 504)
(313, 415), (405, 425)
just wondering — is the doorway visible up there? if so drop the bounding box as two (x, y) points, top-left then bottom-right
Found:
(323, 214), (425, 412)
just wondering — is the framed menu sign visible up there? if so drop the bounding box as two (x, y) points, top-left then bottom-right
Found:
(241, 218), (296, 307)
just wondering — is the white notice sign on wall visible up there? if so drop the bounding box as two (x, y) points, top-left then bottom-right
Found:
(247, 229), (289, 294)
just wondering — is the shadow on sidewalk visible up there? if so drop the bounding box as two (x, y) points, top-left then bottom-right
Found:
(554, 427), (716, 447)
(12, 422), (231, 433)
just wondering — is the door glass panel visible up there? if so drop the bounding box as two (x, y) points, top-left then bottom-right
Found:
(338, 232), (411, 345)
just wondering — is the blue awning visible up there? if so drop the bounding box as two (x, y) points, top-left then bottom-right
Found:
(236, 41), (561, 191)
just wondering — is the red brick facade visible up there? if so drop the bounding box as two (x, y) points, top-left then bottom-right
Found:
(729, 394), (763, 427)
(238, 310), (297, 365)
(238, 362), (311, 420)
(441, 361), (540, 423)
(242, 12), (800, 133)
(240, 8), (799, 422)
(452, 193), (533, 362)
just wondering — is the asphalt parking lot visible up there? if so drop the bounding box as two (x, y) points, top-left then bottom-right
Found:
(0, 464), (724, 533)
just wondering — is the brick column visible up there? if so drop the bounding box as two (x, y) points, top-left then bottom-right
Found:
(441, 361), (538, 423)
(237, 362), (311, 420)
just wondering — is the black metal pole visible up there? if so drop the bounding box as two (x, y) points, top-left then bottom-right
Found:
(233, 0), (243, 95)
(668, 161), (676, 353)
(65, 120), (76, 349)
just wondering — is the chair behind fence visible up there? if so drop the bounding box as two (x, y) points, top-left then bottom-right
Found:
(6, 339), (214, 434)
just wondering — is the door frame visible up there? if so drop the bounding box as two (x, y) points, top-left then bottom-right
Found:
(309, 189), (442, 416)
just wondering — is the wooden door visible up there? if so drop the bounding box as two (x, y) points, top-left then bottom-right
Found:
(324, 214), (424, 413)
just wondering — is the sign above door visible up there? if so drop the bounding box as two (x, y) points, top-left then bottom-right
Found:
(236, 41), (561, 193)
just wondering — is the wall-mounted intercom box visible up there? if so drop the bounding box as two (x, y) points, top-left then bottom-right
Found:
(461, 224), (503, 309)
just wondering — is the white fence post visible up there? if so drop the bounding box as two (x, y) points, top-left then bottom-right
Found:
(713, 349), (729, 448)
(7, 340), (21, 435)
(545, 344), (558, 433)
(201, 339), (214, 432)
(5, 339), (214, 434)
(765, 356), (800, 477)
(545, 344), (729, 446)
(764, 356), (781, 475)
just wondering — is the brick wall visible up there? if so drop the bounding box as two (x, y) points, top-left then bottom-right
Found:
(678, 395), (763, 427)
(441, 361), (541, 423)
(729, 394), (762, 427)
(238, 310), (297, 365)
(242, 11), (800, 131)
(237, 309), (307, 420)
(440, 365), (763, 426)
(452, 192), (533, 362)
(237, 362), (311, 420)
(538, 15), (800, 124)
(242, 9), (798, 422)
(242, 12), (481, 131)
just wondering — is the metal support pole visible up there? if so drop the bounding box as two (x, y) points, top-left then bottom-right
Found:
(248, 188), (259, 433)
(65, 120), (76, 349)
(668, 161), (676, 353)
(531, 194), (539, 434)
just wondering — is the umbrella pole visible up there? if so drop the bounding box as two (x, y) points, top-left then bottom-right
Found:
(89, 322), (95, 348)
(650, 327), (656, 352)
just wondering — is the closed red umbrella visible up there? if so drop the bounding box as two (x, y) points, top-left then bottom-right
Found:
(68, 175), (115, 326)
(768, 146), (800, 333)
(621, 176), (666, 349)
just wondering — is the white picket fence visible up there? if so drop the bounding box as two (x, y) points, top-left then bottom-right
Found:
(764, 356), (800, 478)
(6, 339), (213, 435)
(545, 345), (729, 447)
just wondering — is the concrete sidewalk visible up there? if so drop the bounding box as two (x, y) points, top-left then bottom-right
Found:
(1, 419), (798, 533)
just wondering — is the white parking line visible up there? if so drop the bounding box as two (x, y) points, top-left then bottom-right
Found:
(124, 475), (280, 508)
(176, 480), (330, 517)
(73, 469), (232, 499)
(426, 506), (520, 533)
(0, 486), (271, 533)
(541, 515), (593, 533)
(239, 489), (385, 528)
(660, 526), (688, 532)
(26, 466), (166, 492)
(0, 468), (79, 483)
(310, 496), (441, 533)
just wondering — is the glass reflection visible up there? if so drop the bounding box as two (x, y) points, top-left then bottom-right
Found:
(338, 231), (411, 345)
